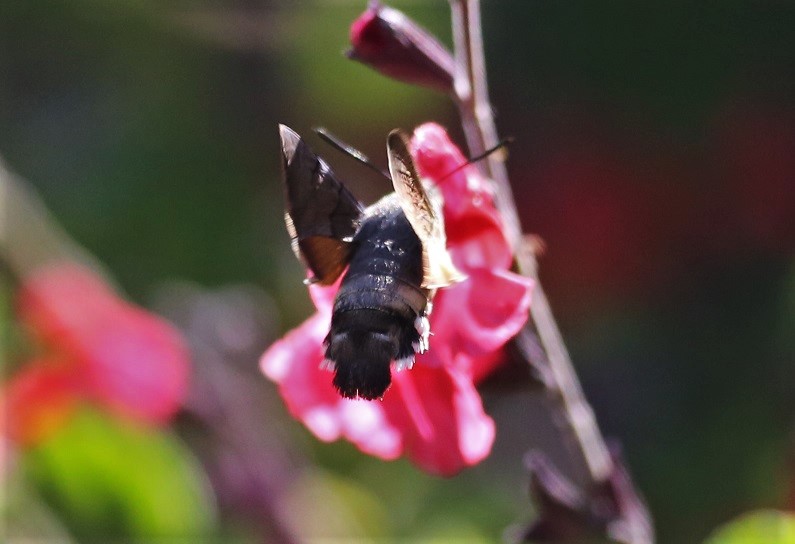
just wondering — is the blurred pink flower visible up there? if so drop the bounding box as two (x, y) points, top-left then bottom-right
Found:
(261, 123), (533, 475)
(2, 361), (78, 447)
(3, 263), (190, 446)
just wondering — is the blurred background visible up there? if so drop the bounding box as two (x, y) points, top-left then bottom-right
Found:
(1, 1), (793, 543)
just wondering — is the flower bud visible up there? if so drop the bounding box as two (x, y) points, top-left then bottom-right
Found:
(348, 1), (455, 94)
(510, 449), (653, 544)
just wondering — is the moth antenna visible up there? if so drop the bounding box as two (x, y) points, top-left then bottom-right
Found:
(439, 137), (514, 181)
(313, 127), (392, 181)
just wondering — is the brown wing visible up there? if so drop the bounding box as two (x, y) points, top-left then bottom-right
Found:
(386, 129), (465, 289)
(280, 124), (364, 285)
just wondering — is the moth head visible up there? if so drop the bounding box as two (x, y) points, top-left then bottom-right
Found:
(326, 330), (396, 400)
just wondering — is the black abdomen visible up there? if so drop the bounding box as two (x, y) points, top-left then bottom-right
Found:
(325, 195), (427, 399)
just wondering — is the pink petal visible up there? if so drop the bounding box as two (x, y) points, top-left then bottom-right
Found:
(446, 204), (513, 271)
(411, 123), (467, 179)
(308, 279), (341, 312)
(260, 311), (337, 405)
(466, 350), (505, 385)
(465, 269), (534, 341)
(260, 312), (401, 460)
(17, 264), (122, 351)
(411, 123), (495, 218)
(2, 360), (80, 447)
(338, 398), (401, 459)
(82, 307), (189, 424)
(431, 268), (533, 359)
(382, 364), (495, 476)
(16, 263), (189, 425)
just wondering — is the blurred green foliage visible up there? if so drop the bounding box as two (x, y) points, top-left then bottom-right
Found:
(22, 409), (215, 540)
(704, 510), (795, 544)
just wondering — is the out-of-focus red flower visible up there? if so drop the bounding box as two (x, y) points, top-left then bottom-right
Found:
(713, 104), (795, 252)
(261, 123), (533, 475)
(2, 361), (78, 447)
(511, 138), (684, 310)
(3, 263), (190, 446)
(348, 1), (455, 94)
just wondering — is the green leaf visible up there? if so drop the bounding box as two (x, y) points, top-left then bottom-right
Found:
(280, 468), (391, 541)
(704, 510), (795, 544)
(22, 408), (216, 540)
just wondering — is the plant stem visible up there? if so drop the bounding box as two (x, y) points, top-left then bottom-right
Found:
(448, 0), (615, 490)
(0, 158), (107, 281)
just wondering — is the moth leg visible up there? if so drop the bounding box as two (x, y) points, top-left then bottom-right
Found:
(394, 355), (416, 372)
(412, 314), (431, 354)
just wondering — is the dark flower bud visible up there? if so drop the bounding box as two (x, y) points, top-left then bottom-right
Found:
(348, 1), (455, 94)
(507, 448), (653, 544)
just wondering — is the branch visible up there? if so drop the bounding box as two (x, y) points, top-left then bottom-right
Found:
(448, 0), (628, 510)
(0, 157), (109, 281)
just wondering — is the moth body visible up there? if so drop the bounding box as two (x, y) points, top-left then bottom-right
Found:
(279, 124), (462, 401)
(326, 194), (428, 399)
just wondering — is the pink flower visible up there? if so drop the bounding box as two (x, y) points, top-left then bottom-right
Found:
(261, 123), (532, 475)
(3, 263), (190, 446)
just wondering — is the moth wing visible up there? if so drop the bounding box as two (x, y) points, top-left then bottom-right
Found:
(279, 124), (364, 285)
(386, 129), (465, 289)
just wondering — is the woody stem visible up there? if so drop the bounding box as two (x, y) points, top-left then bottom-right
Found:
(449, 0), (614, 488)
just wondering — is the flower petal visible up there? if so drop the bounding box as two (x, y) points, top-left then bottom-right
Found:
(2, 361), (79, 447)
(260, 312), (401, 460)
(82, 307), (189, 424)
(382, 364), (495, 476)
(446, 204), (513, 271)
(411, 123), (495, 219)
(16, 263), (190, 425)
(308, 280), (341, 313)
(260, 311), (336, 403)
(431, 268), (533, 359)
(412, 123), (468, 179)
